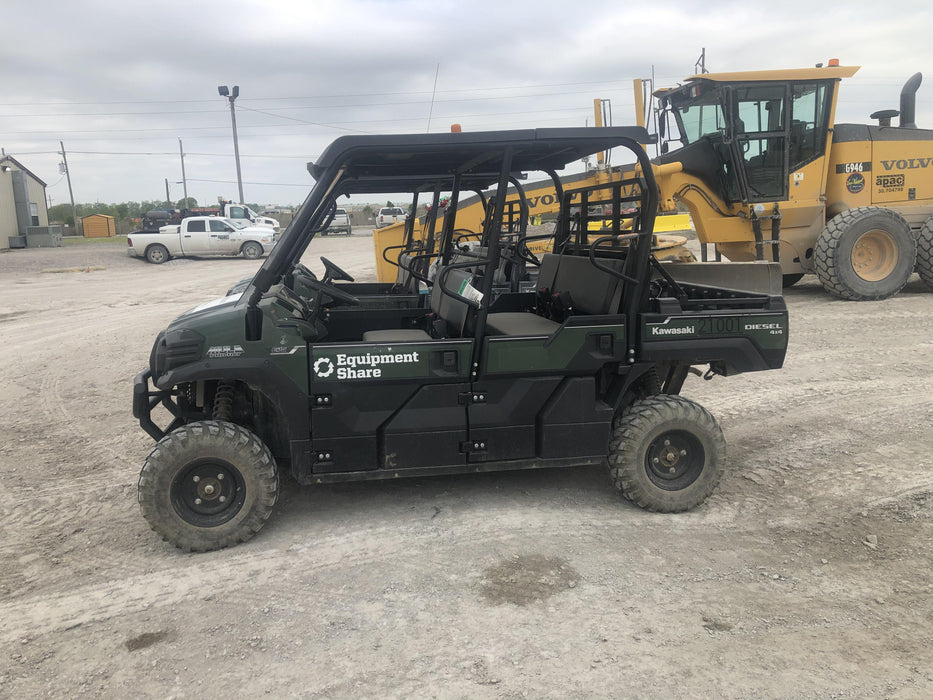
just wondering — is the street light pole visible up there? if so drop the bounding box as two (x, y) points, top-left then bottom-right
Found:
(217, 85), (244, 204)
(178, 138), (188, 205)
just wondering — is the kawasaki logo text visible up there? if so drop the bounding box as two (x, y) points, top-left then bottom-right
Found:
(650, 325), (695, 336)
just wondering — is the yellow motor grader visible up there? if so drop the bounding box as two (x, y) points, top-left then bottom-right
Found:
(649, 61), (933, 299)
(374, 61), (933, 300)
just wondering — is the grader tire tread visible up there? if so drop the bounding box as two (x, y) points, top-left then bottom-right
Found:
(917, 218), (933, 291)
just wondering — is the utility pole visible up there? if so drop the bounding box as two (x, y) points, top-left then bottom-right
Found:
(164, 178), (172, 207)
(59, 141), (79, 234)
(218, 85), (244, 203)
(178, 138), (188, 206)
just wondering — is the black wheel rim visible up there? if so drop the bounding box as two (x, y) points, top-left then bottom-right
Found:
(171, 459), (246, 527)
(644, 430), (705, 491)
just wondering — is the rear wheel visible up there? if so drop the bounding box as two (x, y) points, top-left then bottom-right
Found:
(146, 244), (170, 265)
(814, 207), (916, 300)
(608, 395), (725, 512)
(917, 216), (933, 291)
(241, 241), (263, 260)
(138, 421), (278, 552)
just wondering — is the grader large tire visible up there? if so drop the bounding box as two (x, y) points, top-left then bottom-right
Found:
(814, 207), (916, 301)
(138, 421), (278, 552)
(917, 216), (933, 291)
(608, 395), (726, 512)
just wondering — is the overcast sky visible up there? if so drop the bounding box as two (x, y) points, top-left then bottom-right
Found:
(2, 0), (932, 209)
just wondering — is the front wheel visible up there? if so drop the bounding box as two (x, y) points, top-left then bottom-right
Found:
(608, 395), (726, 512)
(241, 241), (263, 260)
(138, 421), (278, 552)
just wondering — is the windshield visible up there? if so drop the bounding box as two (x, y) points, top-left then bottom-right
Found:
(225, 218), (248, 229)
(245, 206), (260, 218)
(667, 87), (725, 144)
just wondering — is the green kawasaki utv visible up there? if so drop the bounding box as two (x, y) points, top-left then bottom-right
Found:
(134, 127), (788, 551)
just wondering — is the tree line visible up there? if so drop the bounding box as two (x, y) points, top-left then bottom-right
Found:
(49, 198), (264, 233)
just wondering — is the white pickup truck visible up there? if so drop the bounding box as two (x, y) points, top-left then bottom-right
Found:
(323, 207), (352, 236)
(127, 216), (276, 264)
(375, 206), (407, 228)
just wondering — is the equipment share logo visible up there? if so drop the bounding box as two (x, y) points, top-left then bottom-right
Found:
(313, 357), (334, 378)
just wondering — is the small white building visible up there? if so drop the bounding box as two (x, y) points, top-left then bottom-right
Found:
(1, 155), (50, 250)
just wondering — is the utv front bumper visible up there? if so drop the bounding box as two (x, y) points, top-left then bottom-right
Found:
(133, 369), (182, 441)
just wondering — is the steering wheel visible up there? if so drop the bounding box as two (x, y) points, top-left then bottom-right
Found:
(294, 271), (360, 306)
(320, 256), (354, 283)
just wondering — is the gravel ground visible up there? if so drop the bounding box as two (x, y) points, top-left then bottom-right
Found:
(0, 236), (931, 698)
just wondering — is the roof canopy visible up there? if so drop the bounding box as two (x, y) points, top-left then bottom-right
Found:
(686, 65), (860, 84)
(307, 127), (652, 194)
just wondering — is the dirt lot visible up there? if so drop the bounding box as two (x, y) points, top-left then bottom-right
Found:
(1, 237), (931, 698)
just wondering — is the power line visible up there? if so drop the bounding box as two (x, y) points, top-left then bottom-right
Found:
(0, 78), (643, 109)
(187, 177), (309, 187)
(0, 102), (598, 137)
(64, 150), (313, 158)
(235, 104), (369, 133)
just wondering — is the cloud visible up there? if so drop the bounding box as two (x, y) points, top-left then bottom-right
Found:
(1, 0), (931, 205)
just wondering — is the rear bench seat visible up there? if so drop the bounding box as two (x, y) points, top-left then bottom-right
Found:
(363, 253), (625, 342)
(484, 253), (624, 335)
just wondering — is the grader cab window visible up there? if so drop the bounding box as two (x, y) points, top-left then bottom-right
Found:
(674, 92), (725, 144)
(789, 82), (831, 169)
(733, 86), (787, 200)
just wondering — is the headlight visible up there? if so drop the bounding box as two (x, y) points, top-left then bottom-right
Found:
(150, 328), (204, 378)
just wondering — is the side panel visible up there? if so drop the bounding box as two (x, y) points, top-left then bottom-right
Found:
(640, 310), (788, 374)
(481, 322), (626, 376)
(467, 377), (562, 462)
(536, 377), (615, 459)
(826, 137), (874, 216)
(868, 139), (933, 207)
(473, 320), (627, 463)
(308, 340), (471, 473)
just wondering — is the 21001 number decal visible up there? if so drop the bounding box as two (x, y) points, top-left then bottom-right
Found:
(697, 317), (739, 334)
